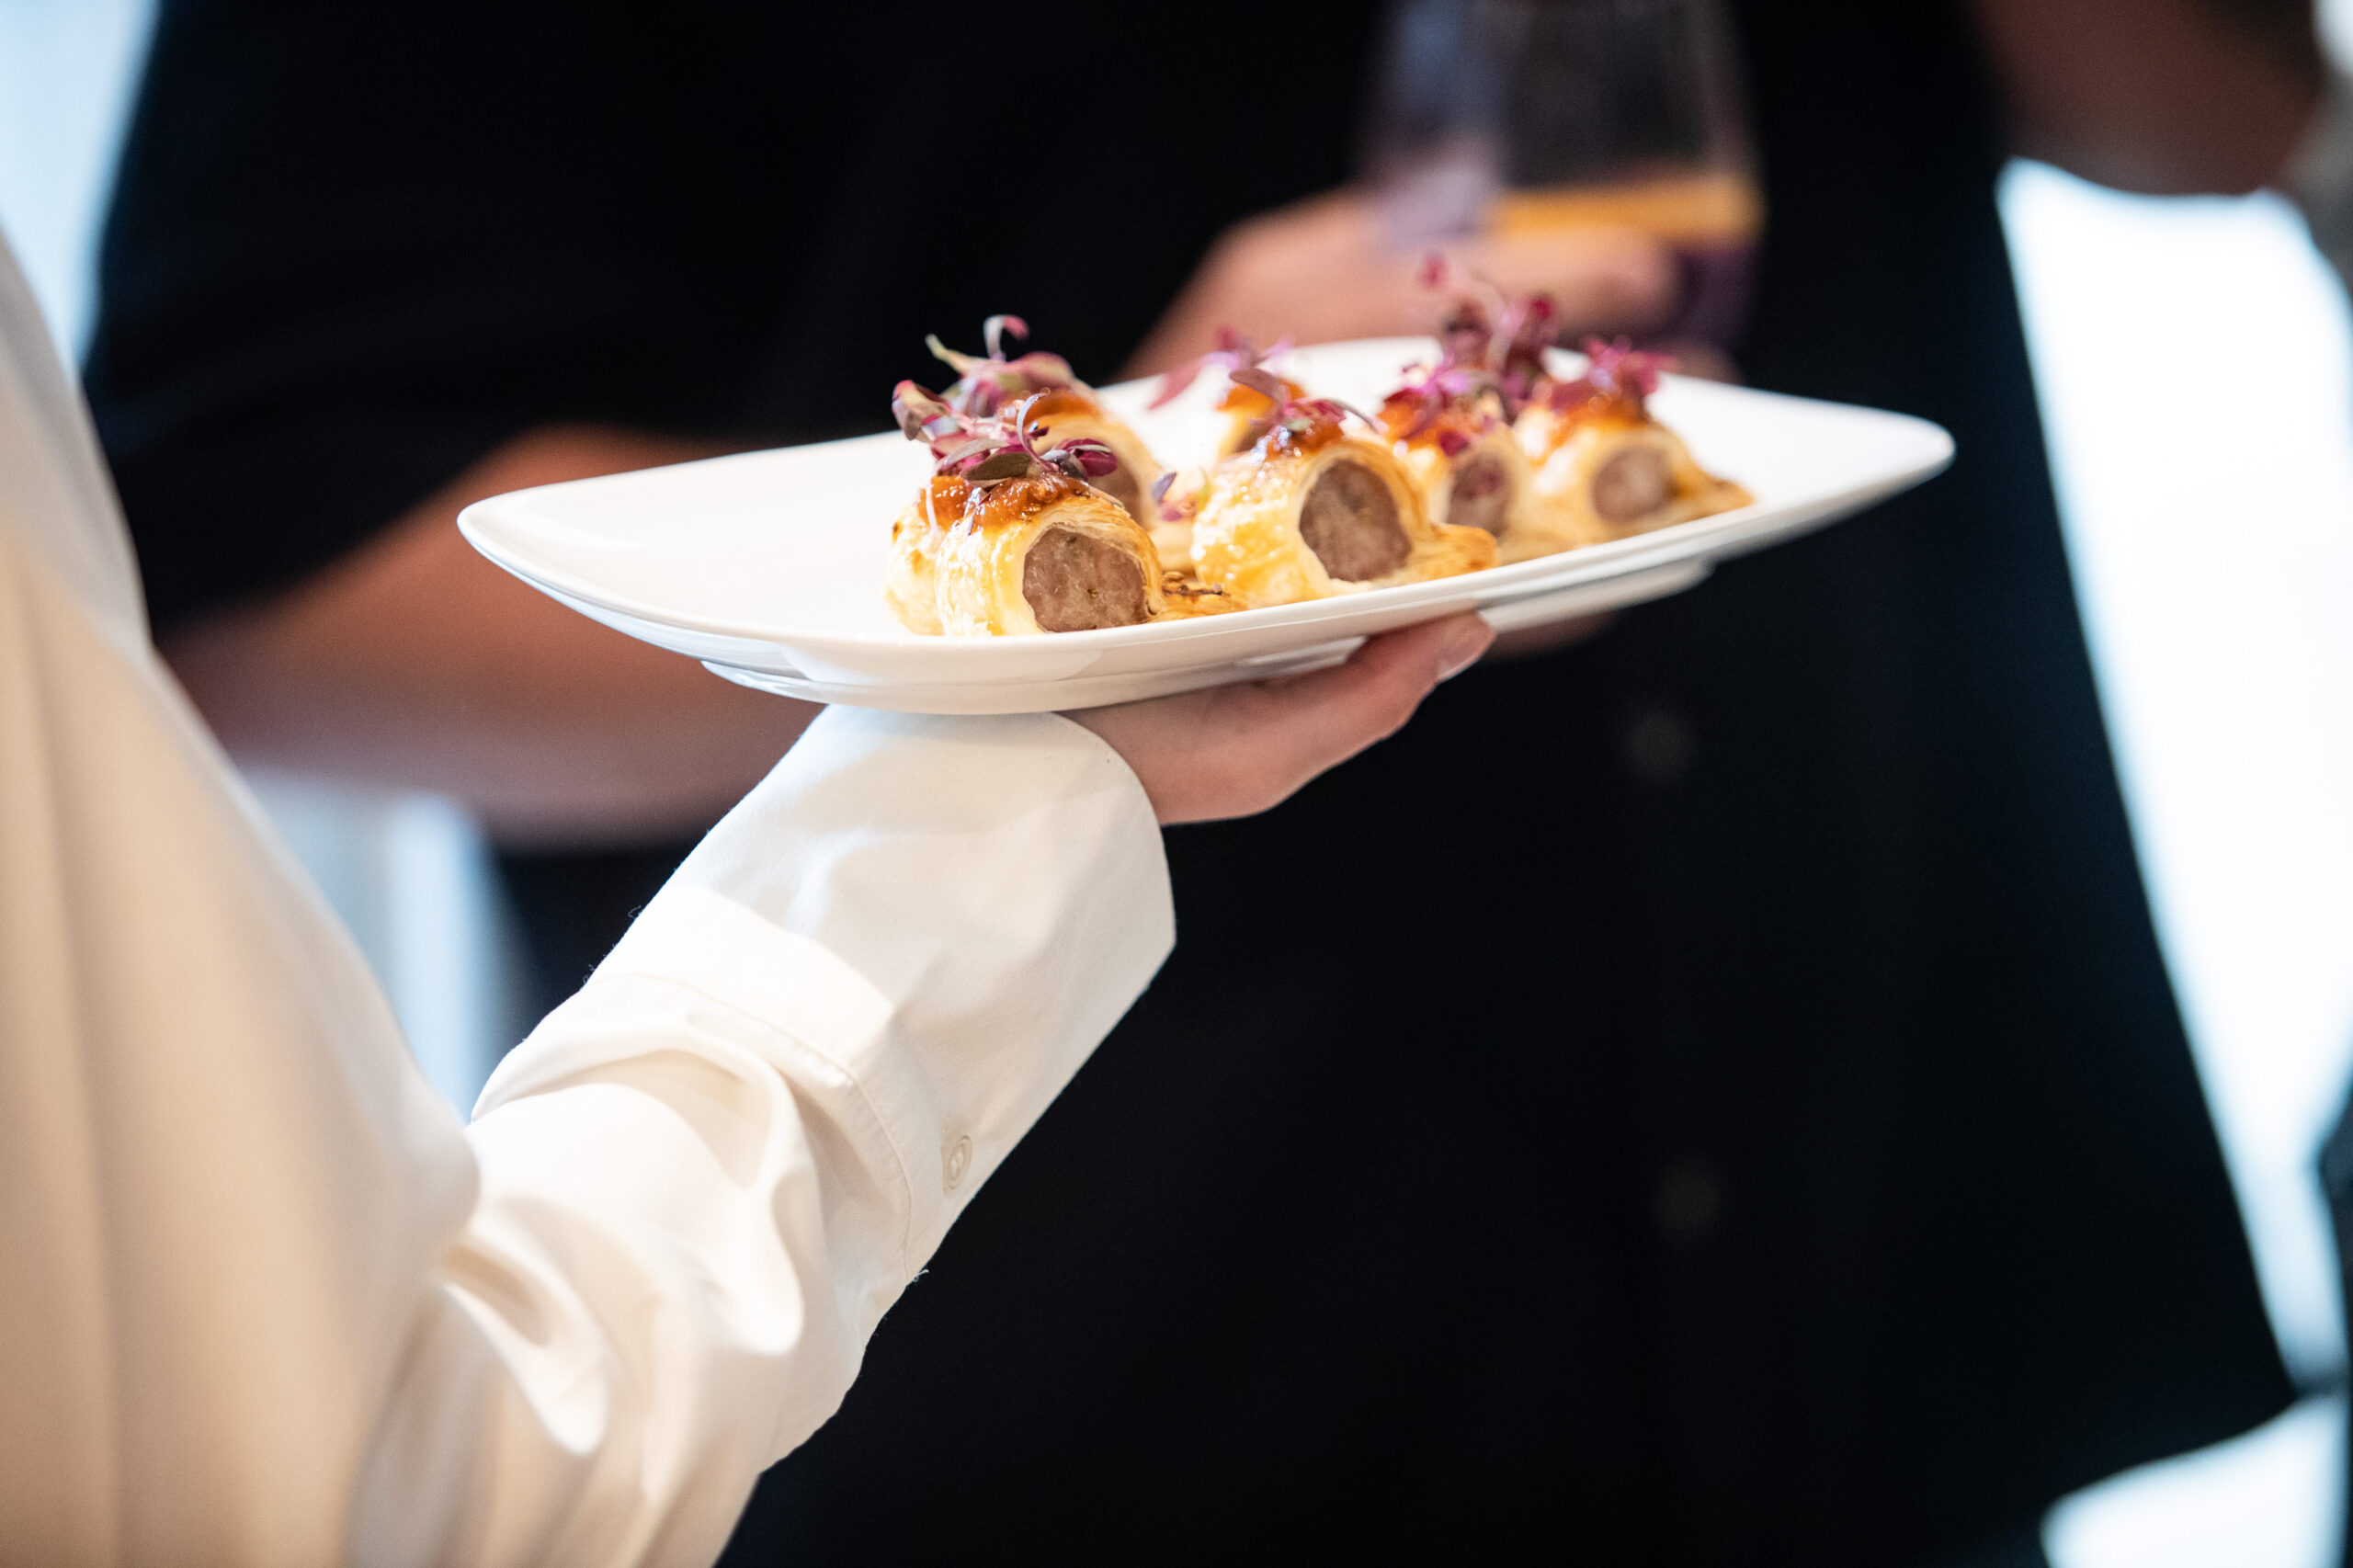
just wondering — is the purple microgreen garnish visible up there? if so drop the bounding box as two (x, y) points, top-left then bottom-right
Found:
(1226, 365), (1375, 442)
(962, 449), (1035, 483)
(983, 313), (1029, 359)
(892, 382), (1122, 491)
(1148, 326), (1294, 409)
(892, 380), (965, 446)
(1048, 435), (1120, 480)
(1392, 257), (1563, 424)
(1492, 294), (1561, 406)
(1380, 359), (1498, 445)
(926, 315), (1082, 418)
(1543, 336), (1674, 416)
(1225, 365), (1290, 404)
(1154, 466), (1208, 522)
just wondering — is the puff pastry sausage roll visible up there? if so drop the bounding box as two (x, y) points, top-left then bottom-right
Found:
(887, 384), (1226, 635)
(927, 315), (1164, 525)
(1191, 375), (1496, 608)
(1384, 409), (1561, 564)
(930, 472), (1165, 635)
(1516, 339), (1752, 545)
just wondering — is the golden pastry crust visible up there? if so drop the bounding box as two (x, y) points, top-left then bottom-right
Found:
(1389, 410), (1571, 565)
(1192, 416), (1498, 608)
(1515, 404), (1753, 546)
(1149, 517), (1199, 569)
(890, 472), (1168, 637)
(885, 476), (961, 634)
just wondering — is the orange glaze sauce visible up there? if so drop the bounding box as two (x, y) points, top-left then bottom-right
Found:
(1522, 380), (1651, 460)
(1383, 398), (1492, 455)
(1213, 378), (1302, 416)
(1216, 377), (1305, 451)
(1536, 378), (1651, 431)
(1258, 410), (1346, 460)
(956, 471), (1090, 533)
(1021, 386), (1100, 421)
(1375, 389), (1422, 443)
(923, 474), (973, 530)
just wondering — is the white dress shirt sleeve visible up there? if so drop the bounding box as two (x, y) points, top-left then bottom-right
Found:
(0, 230), (1172, 1568)
(358, 710), (1172, 1568)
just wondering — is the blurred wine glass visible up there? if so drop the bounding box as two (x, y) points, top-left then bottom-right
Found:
(1366, 0), (1760, 354)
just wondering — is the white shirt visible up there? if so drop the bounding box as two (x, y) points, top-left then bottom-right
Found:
(0, 232), (1174, 1567)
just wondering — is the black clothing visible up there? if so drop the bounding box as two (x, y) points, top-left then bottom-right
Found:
(2323, 1105), (2353, 1567)
(494, 837), (698, 1014)
(89, 4), (1376, 631)
(87, 3), (2289, 1563)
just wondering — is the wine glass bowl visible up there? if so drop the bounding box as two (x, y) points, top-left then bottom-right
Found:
(1367, 0), (1761, 351)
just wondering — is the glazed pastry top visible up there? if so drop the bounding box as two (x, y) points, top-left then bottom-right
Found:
(1527, 339), (1672, 435)
(914, 470), (1100, 537)
(1242, 403), (1347, 461)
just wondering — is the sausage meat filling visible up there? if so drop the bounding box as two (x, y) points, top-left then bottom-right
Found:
(1022, 527), (1152, 631)
(1299, 460), (1411, 582)
(1446, 452), (1511, 536)
(1591, 445), (1674, 526)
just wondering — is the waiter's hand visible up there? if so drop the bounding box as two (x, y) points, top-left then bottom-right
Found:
(1070, 614), (1493, 824)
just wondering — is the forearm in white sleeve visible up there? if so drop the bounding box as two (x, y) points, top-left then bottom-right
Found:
(351, 710), (1171, 1566)
(0, 226), (1171, 1568)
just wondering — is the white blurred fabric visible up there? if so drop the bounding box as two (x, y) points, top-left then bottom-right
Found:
(0, 229), (1173, 1566)
(2005, 159), (2353, 1567)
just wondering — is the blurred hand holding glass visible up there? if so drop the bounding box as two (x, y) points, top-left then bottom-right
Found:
(1367, 0), (1760, 354)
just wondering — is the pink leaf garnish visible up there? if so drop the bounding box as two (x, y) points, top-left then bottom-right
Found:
(1002, 350), (1077, 386)
(1152, 359), (1208, 404)
(928, 319), (1080, 418)
(1227, 366), (1290, 403)
(1390, 264), (1563, 424)
(983, 313), (1029, 359)
(892, 382), (1090, 488)
(1148, 328), (1293, 409)
(1543, 337), (1676, 415)
(892, 380), (954, 441)
(1583, 336), (1670, 396)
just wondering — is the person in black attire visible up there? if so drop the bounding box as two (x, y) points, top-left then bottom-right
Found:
(85, 3), (2306, 1562)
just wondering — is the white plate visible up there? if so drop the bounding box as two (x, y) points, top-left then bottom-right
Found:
(459, 338), (1951, 713)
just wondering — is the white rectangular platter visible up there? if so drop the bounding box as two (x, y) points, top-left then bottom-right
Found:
(458, 338), (1951, 714)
